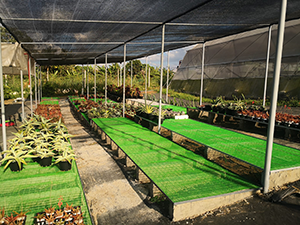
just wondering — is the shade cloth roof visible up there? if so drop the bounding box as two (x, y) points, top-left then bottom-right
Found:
(1, 0), (300, 65)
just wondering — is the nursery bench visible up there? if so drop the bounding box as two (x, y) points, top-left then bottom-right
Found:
(91, 117), (257, 221)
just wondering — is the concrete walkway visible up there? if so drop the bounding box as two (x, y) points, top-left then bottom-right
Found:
(59, 99), (168, 225)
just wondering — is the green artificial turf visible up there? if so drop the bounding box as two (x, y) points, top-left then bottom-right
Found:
(0, 160), (92, 225)
(93, 117), (257, 203)
(162, 119), (300, 170)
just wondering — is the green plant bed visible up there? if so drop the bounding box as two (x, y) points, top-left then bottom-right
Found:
(40, 100), (59, 105)
(0, 160), (92, 224)
(152, 105), (187, 113)
(93, 117), (257, 203)
(42, 97), (59, 100)
(162, 119), (300, 170)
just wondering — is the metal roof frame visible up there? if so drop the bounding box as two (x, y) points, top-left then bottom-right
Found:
(1, 0), (300, 65)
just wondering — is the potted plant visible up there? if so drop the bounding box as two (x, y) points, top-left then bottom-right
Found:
(0, 208), (6, 225)
(34, 212), (46, 225)
(64, 203), (73, 214)
(35, 145), (55, 167)
(44, 206), (56, 217)
(0, 141), (35, 172)
(211, 96), (225, 113)
(54, 146), (76, 171)
(14, 210), (28, 225)
(5, 213), (17, 225)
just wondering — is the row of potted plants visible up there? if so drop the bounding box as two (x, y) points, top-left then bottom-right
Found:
(35, 104), (64, 123)
(135, 102), (186, 123)
(0, 208), (27, 225)
(0, 203), (85, 225)
(35, 204), (84, 225)
(0, 114), (76, 172)
(73, 99), (138, 120)
(237, 109), (300, 128)
(107, 84), (142, 98)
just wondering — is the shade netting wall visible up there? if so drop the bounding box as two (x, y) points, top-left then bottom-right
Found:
(171, 19), (300, 99)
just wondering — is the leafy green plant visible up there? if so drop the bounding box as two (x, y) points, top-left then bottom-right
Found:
(54, 149), (76, 164)
(0, 141), (35, 170)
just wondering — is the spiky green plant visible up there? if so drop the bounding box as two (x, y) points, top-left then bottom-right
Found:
(0, 142), (35, 170)
(54, 149), (76, 164)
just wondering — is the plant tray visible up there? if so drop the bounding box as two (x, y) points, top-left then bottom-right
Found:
(174, 115), (189, 120)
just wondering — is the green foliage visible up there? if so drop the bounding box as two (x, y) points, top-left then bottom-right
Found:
(42, 81), (56, 97)
(4, 85), (12, 99)
(0, 26), (16, 42)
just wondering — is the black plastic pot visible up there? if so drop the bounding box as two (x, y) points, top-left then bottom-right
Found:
(149, 114), (159, 123)
(40, 157), (52, 167)
(203, 105), (212, 111)
(141, 112), (149, 119)
(9, 161), (23, 172)
(225, 108), (236, 116)
(59, 161), (72, 171)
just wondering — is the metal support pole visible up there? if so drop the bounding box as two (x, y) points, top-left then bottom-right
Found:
(123, 44), (126, 117)
(40, 66), (42, 101)
(148, 67), (150, 88)
(0, 31), (7, 151)
(200, 42), (205, 106)
(117, 68), (119, 86)
(166, 51), (170, 102)
(263, 25), (273, 107)
(158, 24), (165, 134)
(145, 57), (148, 101)
(38, 66), (41, 103)
(87, 64), (89, 99)
(29, 57), (33, 116)
(84, 69), (87, 96)
(20, 70), (25, 122)
(94, 58), (97, 102)
(120, 63), (122, 86)
(131, 61), (133, 87)
(37, 66), (39, 103)
(82, 65), (84, 95)
(34, 62), (37, 108)
(105, 53), (108, 106)
(263, 0), (287, 193)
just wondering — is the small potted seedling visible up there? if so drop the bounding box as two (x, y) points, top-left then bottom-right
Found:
(5, 213), (17, 225)
(34, 212), (46, 225)
(0, 208), (6, 225)
(72, 206), (82, 216)
(64, 203), (73, 214)
(72, 213), (84, 224)
(63, 213), (73, 223)
(14, 211), (28, 225)
(44, 214), (55, 225)
(54, 209), (64, 221)
(44, 206), (56, 217)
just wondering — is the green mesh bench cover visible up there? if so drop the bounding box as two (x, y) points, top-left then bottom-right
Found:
(0, 160), (92, 225)
(90, 98), (117, 103)
(152, 104), (187, 113)
(42, 97), (59, 100)
(93, 117), (257, 203)
(162, 119), (300, 171)
(40, 100), (59, 105)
